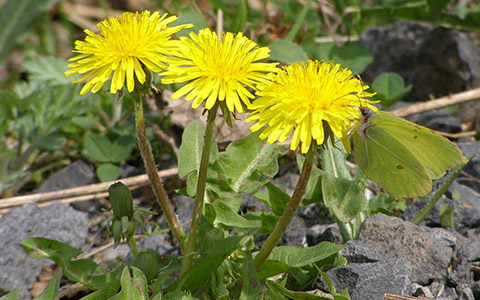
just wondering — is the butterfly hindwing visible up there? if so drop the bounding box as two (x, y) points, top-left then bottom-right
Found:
(369, 112), (467, 179)
(352, 120), (432, 198)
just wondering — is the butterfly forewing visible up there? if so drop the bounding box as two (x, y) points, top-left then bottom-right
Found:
(352, 121), (432, 198)
(370, 112), (467, 180)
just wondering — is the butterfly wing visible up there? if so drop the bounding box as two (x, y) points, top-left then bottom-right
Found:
(371, 112), (467, 180)
(352, 120), (432, 199)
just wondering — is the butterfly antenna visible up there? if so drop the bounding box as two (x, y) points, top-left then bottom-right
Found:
(353, 73), (367, 108)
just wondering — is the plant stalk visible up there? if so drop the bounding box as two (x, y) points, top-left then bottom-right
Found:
(285, 0), (312, 42)
(133, 90), (185, 253)
(254, 145), (315, 271)
(182, 102), (219, 274)
(128, 236), (139, 257)
(411, 155), (472, 225)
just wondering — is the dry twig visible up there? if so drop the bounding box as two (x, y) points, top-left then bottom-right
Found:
(390, 87), (480, 117)
(384, 293), (433, 300)
(0, 167), (178, 214)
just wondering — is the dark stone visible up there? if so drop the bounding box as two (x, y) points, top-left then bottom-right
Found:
(448, 181), (480, 211)
(361, 21), (480, 101)
(119, 164), (143, 178)
(358, 214), (454, 284)
(102, 244), (131, 264)
(324, 259), (412, 300)
(273, 172), (298, 195)
(241, 193), (270, 213)
(36, 160), (95, 193)
(403, 196), (480, 233)
(254, 215), (308, 248)
(298, 203), (335, 227)
(137, 233), (176, 256)
(435, 287), (458, 300)
(457, 142), (480, 179)
(411, 280), (448, 299)
(306, 224), (342, 246)
(447, 261), (473, 288)
(409, 112), (462, 133)
(458, 287), (475, 300)
(339, 240), (384, 263)
(0, 203), (88, 299)
(172, 195), (194, 233)
(410, 283), (432, 298)
(283, 215), (308, 247)
(36, 160), (99, 213)
(456, 177), (480, 195)
(457, 235), (480, 263)
(471, 282), (480, 299)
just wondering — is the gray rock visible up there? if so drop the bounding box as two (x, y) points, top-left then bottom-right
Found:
(102, 244), (131, 264)
(358, 214), (454, 284)
(36, 160), (99, 213)
(436, 287), (458, 300)
(339, 240), (384, 263)
(447, 261), (473, 289)
(411, 282), (435, 298)
(241, 193), (270, 213)
(456, 177), (480, 196)
(429, 227), (460, 247)
(273, 172), (298, 195)
(283, 215), (307, 247)
(457, 235), (480, 262)
(471, 282), (480, 299)
(459, 287), (475, 300)
(448, 181), (480, 211)
(138, 232), (176, 256)
(410, 112), (462, 133)
(36, 160), (95, 193)
(172, 195), (194, 233)
(403, 196), (480, 232)
(325, 258), (412, 300)
(457, 141), (480, 179)
(307, 224), (343, 246)
(255, 215), (308, 248)
(428, 280), (448, 298)
(0, 203), (88, 299)
(361, 21), (480, 102)
(299, 203), (335, 227)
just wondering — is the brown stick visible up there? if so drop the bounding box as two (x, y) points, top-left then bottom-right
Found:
(0, 167), (177, 211)
(390, 87), (480, 117)
(384, 294), (433, 300)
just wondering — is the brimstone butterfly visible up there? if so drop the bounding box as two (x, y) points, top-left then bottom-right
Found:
(352, 107), (467, 199)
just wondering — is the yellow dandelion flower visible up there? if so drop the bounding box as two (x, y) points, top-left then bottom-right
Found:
(65, 11), (192, 95)
(247, 60), (377, 153)
(161, 27), (278, 113)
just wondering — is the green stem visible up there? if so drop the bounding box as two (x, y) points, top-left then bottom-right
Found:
(254, 145), (315, 271)
(128, 237), (139, 257)
(411, 155), (472, 225)
(285, 0), (312, 42)
(181, 102), (219, 274)
(133, 90), (185, 253)
(336, 220), (353, 242)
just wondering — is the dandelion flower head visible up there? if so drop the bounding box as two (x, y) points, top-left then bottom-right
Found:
(161, 27), (279, 113)
(65, 11), (192, 95)
(247, 60), (376, 153)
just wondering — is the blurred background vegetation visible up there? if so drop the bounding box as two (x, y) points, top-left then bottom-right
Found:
(1, 0), (479, 198)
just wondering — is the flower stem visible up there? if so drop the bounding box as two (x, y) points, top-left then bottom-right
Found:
(411, 156), (471, 225)
(285, 0), (312, 42)
(181, 102), (219, 274)
(254, 146), (315, 271)
(128, 236), (139, 257)
(132, 90), (185, 253)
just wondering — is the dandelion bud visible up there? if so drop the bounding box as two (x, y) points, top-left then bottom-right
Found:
(108, 182), (134, 220)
